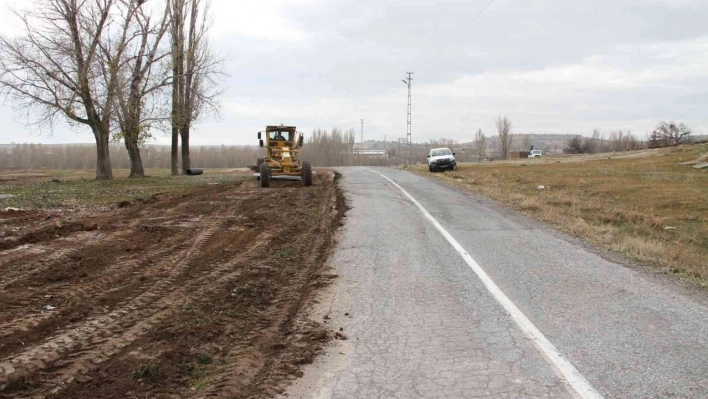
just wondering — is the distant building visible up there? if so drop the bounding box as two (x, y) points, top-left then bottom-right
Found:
(351, 149), (388, 158)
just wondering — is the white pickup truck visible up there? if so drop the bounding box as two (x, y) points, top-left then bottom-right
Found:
(528, 150), (543, 158)
(427, 148), (457, 172)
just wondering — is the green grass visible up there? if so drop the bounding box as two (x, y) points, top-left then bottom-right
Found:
(196, 353), (212, 365)
(0, 169), (248, 209)
(415, 144), (708, 285)
(274, 249), (298, 260)
(132, 363), (160, 380)
(307, 205), (320, 218)
(189, 376), (209, 392)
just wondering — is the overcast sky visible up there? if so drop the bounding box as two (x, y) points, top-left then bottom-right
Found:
(0, 0), (707, 145)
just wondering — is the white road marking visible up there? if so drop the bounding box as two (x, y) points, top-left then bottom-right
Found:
(369, 169), (603, 399)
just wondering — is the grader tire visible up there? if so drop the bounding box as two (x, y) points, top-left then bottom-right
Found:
(302, 162), (313, 187)
(260, 162), (270, 187)
(256, 157), (264, 168)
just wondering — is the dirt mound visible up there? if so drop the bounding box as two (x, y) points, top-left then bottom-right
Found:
(0, 172), (345, 399)
(0, 221), (99, 251)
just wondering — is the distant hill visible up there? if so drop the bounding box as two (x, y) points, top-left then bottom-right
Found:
(460, 133), (577, 155)
(458, 132), (708, 155)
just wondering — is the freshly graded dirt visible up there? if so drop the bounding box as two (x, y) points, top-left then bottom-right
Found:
(0, 172), (345, 399)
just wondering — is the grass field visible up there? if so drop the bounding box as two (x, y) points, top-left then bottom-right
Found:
(0, 168), (250, 209)
(415, 144), (708, 285)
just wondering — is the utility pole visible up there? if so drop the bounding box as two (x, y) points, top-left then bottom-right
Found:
(402, 72), (413, 145)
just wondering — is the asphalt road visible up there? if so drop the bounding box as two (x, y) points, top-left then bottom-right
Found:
(284, 167), (708, 399)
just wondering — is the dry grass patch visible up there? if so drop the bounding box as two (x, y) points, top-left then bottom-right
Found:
(416, 144), (708, 285)
(0, 168), (249, 209)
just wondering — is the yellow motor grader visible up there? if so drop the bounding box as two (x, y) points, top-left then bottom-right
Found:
(250, 125), (312, 187)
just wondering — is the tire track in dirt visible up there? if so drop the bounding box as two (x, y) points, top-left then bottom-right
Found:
(0, 245), (50, 271)
(0, 233), (136, 306)
(0, 174), (345, 399)
(0, 227), (188, 317)
(0, 186), (241, 372)
(0, 209), (231, 386)
(0, 190), (240, 353)
(196, 173), (344, 399)
(0, 238), (189, 343)
(0, 183), (233, 289)
(0, 235), (90, 288)
(26, 226), (267, 397)
(0, 242), (97, 345)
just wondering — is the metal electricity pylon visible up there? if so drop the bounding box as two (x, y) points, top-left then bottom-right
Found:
(402, 72), (413, 145)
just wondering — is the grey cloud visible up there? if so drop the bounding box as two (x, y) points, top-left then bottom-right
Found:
(1, 0), (707, 145)
(213, 0), (708, 99)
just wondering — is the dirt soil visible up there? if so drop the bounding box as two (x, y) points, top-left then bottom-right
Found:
(0, 172), (346, 399)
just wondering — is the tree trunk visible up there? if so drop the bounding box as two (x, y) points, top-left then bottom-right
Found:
(125, 139), (145, 178)
(94, 129), (113, 180)
(171, 0), (184, 176)
(180, 126), (190, 174)
(171, 127), (179, 175)
(170, 56), (180, 176)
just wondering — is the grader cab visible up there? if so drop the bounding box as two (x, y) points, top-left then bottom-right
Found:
(252, 125), (312, 187)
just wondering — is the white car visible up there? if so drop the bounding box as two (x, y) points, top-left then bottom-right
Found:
(427, 148), (457, 172)
(528, 150), (543, 158)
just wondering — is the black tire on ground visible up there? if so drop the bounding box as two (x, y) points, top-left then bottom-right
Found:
(260, 162), (270, 187)
(428, 164), (433, 172)
(256, 157), (264, 168)
(302, 161), (313, 186)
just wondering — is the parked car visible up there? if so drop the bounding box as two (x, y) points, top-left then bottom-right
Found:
(528, 150), (543, 158)
(427, 148), (457, 172)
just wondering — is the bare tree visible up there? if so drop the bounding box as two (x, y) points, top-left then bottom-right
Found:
(564, 135), (584, 154)
(582, 128), (602, 153)
(473, 128), (487, 161)
(169, 0), (222, 175)
(521, 135), (532, 152)
(302, 128), (356, 166)
(608, 130), (643, 151)
(428, 138), (457, 148)
(169, 0), (183, 175)
(111, 0), (171, 178)
(647, 129), (665, 149)
(653, 121), (691, 147)
(0, 0), (130, 179)
(495, 115), (513, 159)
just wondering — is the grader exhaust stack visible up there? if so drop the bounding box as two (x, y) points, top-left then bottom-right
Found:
(250, 125), (312, 187)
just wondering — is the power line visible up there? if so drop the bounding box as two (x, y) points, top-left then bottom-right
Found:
(465, 0), (496, 26)
(402, 0), (495, 147)
(426, 0), (496, 63)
